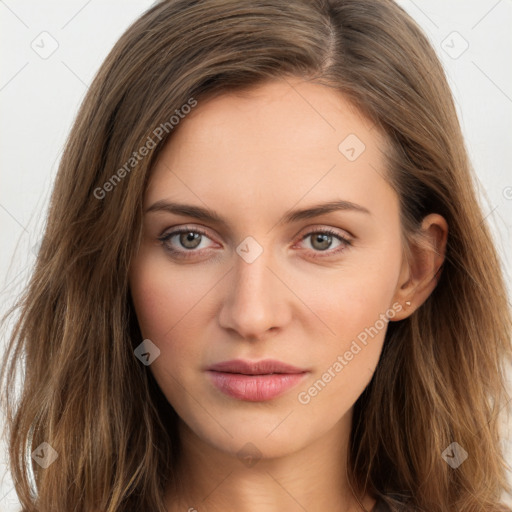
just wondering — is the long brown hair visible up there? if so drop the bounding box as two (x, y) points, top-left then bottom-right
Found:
(1, 0), (511, 510)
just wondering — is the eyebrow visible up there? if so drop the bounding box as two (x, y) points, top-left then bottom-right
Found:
(145, 199), (370, 226)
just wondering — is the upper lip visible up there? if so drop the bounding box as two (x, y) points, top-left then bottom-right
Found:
(207, 359), (308, 375)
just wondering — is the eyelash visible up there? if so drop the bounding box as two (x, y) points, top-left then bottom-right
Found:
(157, 226), (352, 260)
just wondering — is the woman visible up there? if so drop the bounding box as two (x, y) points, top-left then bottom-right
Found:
(1, 0), (511, 511)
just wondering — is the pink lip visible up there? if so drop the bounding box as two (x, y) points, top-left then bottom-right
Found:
(206, 359), (309, 402)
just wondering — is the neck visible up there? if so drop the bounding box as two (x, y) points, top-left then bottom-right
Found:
(164, 417), (376, 512)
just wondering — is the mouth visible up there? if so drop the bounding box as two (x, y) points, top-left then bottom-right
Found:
(206, 359), (309, 402)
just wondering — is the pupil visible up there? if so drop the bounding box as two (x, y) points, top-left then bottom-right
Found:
(181, 232), (201, 249)
(314, 233), (331, 251)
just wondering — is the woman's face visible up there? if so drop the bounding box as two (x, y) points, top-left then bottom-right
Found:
(129, 77), (410, 459)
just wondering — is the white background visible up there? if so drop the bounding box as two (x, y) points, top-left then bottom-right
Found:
(1, 0), (511, 509)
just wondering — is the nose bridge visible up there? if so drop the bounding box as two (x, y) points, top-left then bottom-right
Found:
(218, 235), (289, 338)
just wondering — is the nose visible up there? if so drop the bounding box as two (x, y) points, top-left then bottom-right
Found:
(217, 244), (292, 341)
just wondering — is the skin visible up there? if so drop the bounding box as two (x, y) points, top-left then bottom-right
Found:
(128, 76), (448, 512)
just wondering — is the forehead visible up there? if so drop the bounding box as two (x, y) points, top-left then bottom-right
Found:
(145, 78), (394, 219)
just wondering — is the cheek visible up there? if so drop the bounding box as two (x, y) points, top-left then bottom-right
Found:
(294, 298), (393, 415)
(129, 249), (225, 404)
(308, 250), (401, 347)
(129, 248), (216, 342)
(327, 276), (395, 346)
(294, 243), (402, 401)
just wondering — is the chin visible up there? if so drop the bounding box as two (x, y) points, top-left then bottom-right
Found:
(176, 400), (334, 463)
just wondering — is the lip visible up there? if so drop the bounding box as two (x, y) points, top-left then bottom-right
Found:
(207, 359), (307, 375)
(206, 359), (309, 402)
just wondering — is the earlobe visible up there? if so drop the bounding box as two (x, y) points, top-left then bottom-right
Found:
(390, 213), (448, 321)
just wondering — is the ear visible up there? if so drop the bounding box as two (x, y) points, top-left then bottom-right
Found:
(390, 213), (448, 321)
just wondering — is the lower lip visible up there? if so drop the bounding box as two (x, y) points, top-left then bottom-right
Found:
(207, 371), (308, 401)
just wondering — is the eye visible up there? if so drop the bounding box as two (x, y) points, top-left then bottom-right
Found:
(157, 225), (352, 261)
(296, 228), (352, 258)
(158, 227), (218, 259)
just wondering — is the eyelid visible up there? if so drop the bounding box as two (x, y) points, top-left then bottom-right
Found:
(159, 223), (353, 241)
(158, 225), (219, 246)
(294, 224), (354, 242)
(158, 224), (353, 259)
(292, 226), (353, 258)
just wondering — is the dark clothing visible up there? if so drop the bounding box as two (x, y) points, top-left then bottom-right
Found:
(372, 497), (392, 511)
